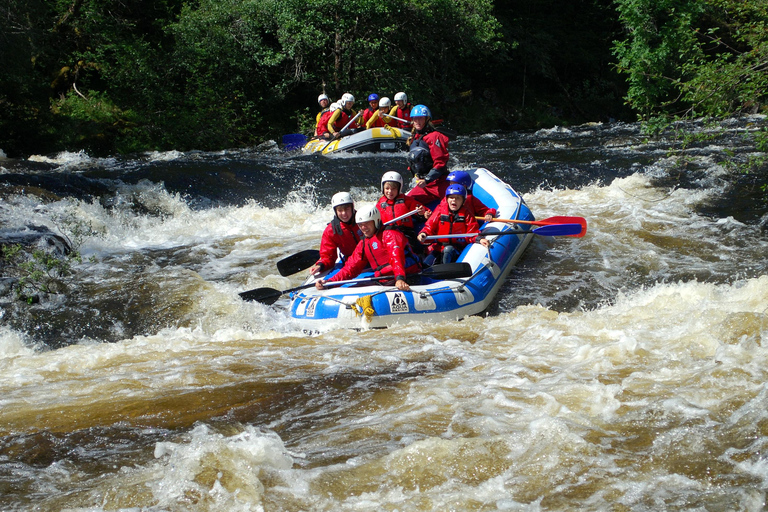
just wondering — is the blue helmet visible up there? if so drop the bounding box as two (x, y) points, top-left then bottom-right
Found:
(447, 171), (473, 191)
(367, 93), (380, 102)
(410, 104), (431, 118)
(445, 183), (467, 199)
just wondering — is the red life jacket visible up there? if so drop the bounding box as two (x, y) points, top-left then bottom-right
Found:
(316, 110), (334, 137)
(376, 193), (422, 229)
(334, 109), (357, 131)
(362, 107), (377, 126)
(395, 104), (412, 129)
(327, 228), (420, 283)
(368, 111), (388, 128)
(420, 201), (479, 250)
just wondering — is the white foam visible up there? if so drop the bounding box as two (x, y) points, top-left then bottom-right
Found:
(28, 150), (91, 167)
(145, 150), (185, 162)
(0, 326), (35, 359)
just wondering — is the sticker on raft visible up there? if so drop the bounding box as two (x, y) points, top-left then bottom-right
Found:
(306, 297), (320, 317)
(387, 292), (410, 314)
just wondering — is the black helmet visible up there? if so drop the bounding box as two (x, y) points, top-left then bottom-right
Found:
(407, 139), (433, 177)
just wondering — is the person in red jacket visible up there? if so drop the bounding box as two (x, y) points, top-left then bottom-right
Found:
(409, 104), (449, 174)
(309, 192), (362, 274)
(361, 93), (380, 127)
(377, 170), (426, 227)
(417, 184), (489, 266)
(314, 93), (331, 137)
(316, 102), (340, 140)
(406, 138), (451, 208)
(376, 170), (427, 251)
(446, 170), (496, 223)
(327, 92), (360, 139)
(391, 92), (412, 129)
(365, 97), (393, 129)
(315, 205), (421, 291)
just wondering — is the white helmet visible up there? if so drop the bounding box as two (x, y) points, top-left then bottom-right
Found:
(318, 93), (330, 105)
(329, 102), (340, 112)
(394, 92), (407, 102)
(331, 192), (354, 209)
(341, 92), (355, 105)
(379, 97), (391, 108)
(355, 205), (381, 229)
(380, 171), (404, 194)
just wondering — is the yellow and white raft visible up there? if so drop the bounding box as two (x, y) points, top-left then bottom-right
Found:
(303, 127), (411, 155)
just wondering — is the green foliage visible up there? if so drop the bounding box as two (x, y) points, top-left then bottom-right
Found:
(612, 0), (705, 118)
(1, 243), (75, 302)
(0, 212), (97, 304)
(679, 2), (768, 118)
(613, 0), (768, 123)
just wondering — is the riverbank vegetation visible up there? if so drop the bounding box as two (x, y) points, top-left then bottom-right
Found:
(0, 0), (766, 157)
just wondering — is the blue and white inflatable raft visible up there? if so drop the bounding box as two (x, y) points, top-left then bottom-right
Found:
(289, 168), (535, 329)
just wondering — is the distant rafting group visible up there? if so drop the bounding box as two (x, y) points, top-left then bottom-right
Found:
(314, 91), (414, 140)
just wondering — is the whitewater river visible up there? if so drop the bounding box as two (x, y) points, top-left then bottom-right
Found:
(1, 118), (767, 511)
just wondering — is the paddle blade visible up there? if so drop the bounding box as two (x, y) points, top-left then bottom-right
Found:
(276, 249), (320, 276)
(535, 216), (587, 237)
(435, 126), (457, 140)
(239, 287), (283, 304)
(482, 223), (583, 237)
(282, 133), (307, 151)
(422, 262), (473, 279)
(531, 223), (583, 236)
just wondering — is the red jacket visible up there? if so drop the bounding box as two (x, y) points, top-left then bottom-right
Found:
(413, 129), (450, 171)
(366, 110), (388, 129)
(466, 194), (496, 218)
(393, 105), (412, 129)
(327, 229), (419, 283)
(361, 107), (377, 127)
(419, 200), (480, 252)
(316, 110), (334, 137)
(314, 218), (362, 271)
(406, 175), (451, 208)
(376, 193), (424, 230)
(330, 109), (359, 132)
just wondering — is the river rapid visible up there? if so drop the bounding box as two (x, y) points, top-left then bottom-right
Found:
(1, 118), (767, 511)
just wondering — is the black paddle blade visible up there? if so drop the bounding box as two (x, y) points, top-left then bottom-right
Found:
(276, 249), (320, 276)
(239, 287), (283, 305)
(436, 126), (457, 140)
(421, 262), (473, 279)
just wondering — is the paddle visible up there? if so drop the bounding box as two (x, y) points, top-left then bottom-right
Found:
(423, 223), (583, 240)
(383, 114), (410, 125)
(383, 114), (455, 139)
(321, 112), (362, 152)
(383, 208), (420, 226)
(276, 249), (321, 277)
(477, 215), (587, 238)
(282, 133), (307, 151)
(240, 262), (472, 305)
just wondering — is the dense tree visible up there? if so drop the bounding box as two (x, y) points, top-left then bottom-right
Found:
(613, 0), (768, 125)
(0, 0), (763, 157)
